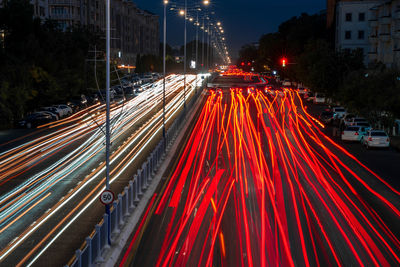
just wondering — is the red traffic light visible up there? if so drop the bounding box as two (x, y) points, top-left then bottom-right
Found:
(241, 62), (245, 66)
(281, 58), (287, 67)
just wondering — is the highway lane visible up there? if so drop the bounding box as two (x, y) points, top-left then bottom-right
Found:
(123, 82), (400, 266)
(0, 74), (204, 266)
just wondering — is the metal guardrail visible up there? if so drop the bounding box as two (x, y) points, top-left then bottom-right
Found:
(66, 83), (204, 267)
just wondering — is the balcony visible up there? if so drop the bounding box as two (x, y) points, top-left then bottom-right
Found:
(369, 19), (378, 27)
(48, 0), (80, 7)
(49, 13), (80, 20)
(368, 52), (378, 61)
(380, 15), (392, 25)
(394, 30), (400, 39)
(379, 33), (391, 42)
(369, 35), (378, 43)
(396, 10), (400, 20)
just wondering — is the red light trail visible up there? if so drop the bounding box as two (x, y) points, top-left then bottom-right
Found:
(125, 88), (400, 266)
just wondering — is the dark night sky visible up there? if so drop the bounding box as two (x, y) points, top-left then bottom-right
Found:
(133, 0), (326, 59)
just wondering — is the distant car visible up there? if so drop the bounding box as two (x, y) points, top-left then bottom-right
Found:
(53, 104), (73, 117)
(341, 113), (356, 126)
(305, 92), (315, 102)
(17, 113), (53, 128)
(332, 106), (346, 119)
(353, 122), (372, 131)
(282, 79), (291, 87)
(362, 130), (390, 149)
(348, 117), (368, 126)
(313, 93), (326, 104)
(341, 126), (367, 142)
(319, 111), (334, 124)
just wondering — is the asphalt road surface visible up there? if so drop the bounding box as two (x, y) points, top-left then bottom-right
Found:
(120, 77), (400, 266)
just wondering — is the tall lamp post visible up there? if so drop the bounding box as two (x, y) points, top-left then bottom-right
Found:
(105, 0), (111, 245)
(183, 0), (187, 108)
(163, 0), (167, 140)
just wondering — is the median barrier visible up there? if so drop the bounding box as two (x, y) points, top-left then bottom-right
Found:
(65, 83), (204, 267)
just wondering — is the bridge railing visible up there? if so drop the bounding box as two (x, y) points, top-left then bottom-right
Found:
(66, 81), (205, 267)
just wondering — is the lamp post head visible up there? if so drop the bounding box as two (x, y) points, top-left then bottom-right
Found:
(163, 0), (168, 4)
(203, 0), (210, 5)
(179, 10), (185, 16)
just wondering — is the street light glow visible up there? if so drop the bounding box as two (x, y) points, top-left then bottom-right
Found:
(163, 0), (168, 4)
(203, 0), (209, 5)
(179, 10), (185, 16)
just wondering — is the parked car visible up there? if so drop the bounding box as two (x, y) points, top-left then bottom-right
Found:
(53, 104), (73, 117)
(17, 113), (53, 128)
(362, 130), (390, 149)
(141, 74), (154, 84)
(341, 126), (367, 142)
(41, 106), (62, 118)
(68, 95), (88, 111)
(313, 93), (326, 104)
(319, 111), (334, 124)
(36, 109), (59, 121)
(37, 107), (60, 120)
(332, 106), (347, 119)
(87, 93), (101, 105)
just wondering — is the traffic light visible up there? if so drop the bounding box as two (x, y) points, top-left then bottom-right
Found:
(281, 58), (286, 67)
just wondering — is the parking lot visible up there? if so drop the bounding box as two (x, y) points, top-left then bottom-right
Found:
(310, 103), (400, 190)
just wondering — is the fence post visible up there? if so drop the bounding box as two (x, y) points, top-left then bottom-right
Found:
(141, 163), (147, 190)
(124, 186), (131, 216)
(95, 224), (105, 262)
(128, 181), (134, 209)
(112, 202), (120, 235)
(118, 194), (124, 226)
(75, 249), (82, 267)
(85, 237), (92, 266)
(133, 175), (140, 202)
(137, 171), (143, 196)
(103, 213), (110, 249)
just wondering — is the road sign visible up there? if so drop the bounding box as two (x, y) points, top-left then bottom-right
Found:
(100, 190), (115, 205)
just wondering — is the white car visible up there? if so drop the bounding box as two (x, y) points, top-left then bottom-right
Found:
(341, 126), (367, 142)
(313, 93), (325, 104)
(348, 117), (368, 126)
(362, 130), (390, 149)
(53, 104), (73, 117)
(332, 107), (346, 119)
(354, 122), (372, 131)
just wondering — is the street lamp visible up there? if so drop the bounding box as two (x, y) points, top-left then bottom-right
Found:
(105, 0), (111, 245)
(163, 0), (168, 141)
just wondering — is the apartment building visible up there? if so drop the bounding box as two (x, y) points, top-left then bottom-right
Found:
(335, 0), (379, 65)
(45, 0), (159, 65)
(368, 0), (400, 68)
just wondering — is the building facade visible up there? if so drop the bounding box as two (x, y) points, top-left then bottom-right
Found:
(334, 0), (400, 68)
(368, 0), (400, 68)
(39, 0), (158, 66)
(335, 0), (379, 65)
